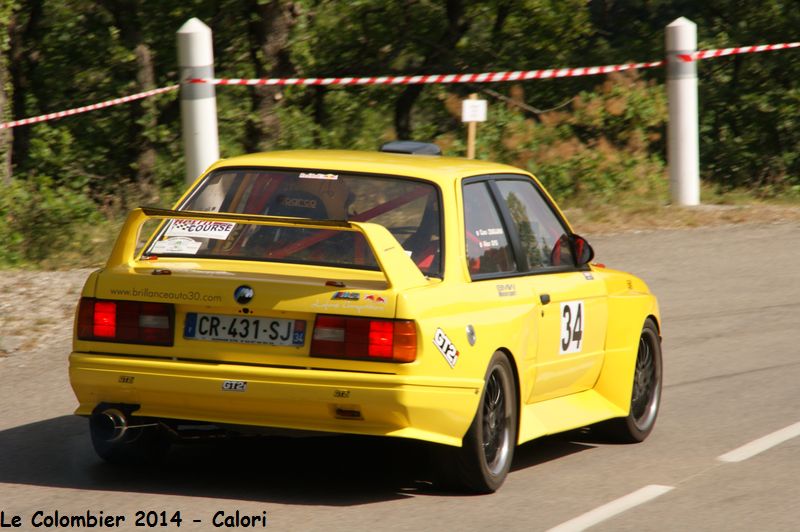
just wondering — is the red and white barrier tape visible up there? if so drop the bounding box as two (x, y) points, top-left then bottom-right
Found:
(187, 41), (800, 87)
(0, 85), (178, 130)
(679, 41), (800, 62)
(187, 60), (665, 87)
(1, 40), (797, 130)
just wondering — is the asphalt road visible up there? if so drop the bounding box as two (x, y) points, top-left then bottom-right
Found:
(1, 222), (798, 531)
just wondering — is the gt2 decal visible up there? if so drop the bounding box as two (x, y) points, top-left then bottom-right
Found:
(433, 328), (459, 368)
(222, 380), (247, 392)
(560, 301), (584, 354)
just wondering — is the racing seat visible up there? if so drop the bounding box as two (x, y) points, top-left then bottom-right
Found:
(245, 191), (329, 255)
(401, 195), (440, 274)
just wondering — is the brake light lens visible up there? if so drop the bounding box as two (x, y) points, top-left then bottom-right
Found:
(311, 315), (417, 362)
(93, 301), (117, 338)
(77, 298), (174, 346)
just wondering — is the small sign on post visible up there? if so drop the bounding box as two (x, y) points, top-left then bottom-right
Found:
(462, 94), (487, 159)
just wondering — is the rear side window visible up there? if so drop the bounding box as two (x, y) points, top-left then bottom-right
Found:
(165, 169), (442, 275)
(462, 182), (515, 275)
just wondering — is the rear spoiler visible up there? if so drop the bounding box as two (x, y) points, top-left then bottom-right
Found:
(107, 208), (430, 291)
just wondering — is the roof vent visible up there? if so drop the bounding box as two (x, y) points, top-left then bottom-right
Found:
(379, 141), (442, 156)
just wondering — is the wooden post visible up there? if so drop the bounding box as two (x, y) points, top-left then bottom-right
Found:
(466, 93), (477, 159)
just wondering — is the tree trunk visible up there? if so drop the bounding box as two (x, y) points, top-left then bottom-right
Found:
(244, 0), (296, 153)
(134, 42), (157, 194)
(100, 0), (157, 197)
(0, 23), (11, 183)
(8, 0), (44, 174)
(394, 0), (469, 140)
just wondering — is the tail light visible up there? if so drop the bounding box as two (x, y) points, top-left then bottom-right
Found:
(311, 315), (416, 362)
(77, 298), (174, 346)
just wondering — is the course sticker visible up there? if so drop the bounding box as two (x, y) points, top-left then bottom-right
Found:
(166, 219), (236, 240)
(434, 327), (459, 368)
(151, 237), (202, 255)
(299, 172), (339, 180)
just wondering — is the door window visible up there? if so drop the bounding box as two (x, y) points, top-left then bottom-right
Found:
(495, 180), (574, 271)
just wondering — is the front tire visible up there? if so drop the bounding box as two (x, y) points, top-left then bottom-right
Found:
(598, 318), (662, 442)
(436, 351), (517, 493)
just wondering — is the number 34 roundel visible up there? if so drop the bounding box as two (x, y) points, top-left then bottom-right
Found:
(560, 301), (584, 354)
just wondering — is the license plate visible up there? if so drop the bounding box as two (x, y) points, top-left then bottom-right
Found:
(183, 313), (306, 346)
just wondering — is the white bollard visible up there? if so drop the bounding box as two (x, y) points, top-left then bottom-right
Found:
(666, 17), (700, 206)
(177, 18), (220, 186)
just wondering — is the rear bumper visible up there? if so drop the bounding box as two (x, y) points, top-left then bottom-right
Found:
(69, 352), (482, 446)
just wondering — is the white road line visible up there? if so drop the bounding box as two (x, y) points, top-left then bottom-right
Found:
(718, 421), (800, 463)
(546, 484), (674, 532)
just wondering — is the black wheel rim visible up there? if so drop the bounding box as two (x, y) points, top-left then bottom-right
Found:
(482, 367), (510, 475)
(630, 331), (660, 429)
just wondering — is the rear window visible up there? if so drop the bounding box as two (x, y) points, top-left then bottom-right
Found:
(146, 169), (442, 275)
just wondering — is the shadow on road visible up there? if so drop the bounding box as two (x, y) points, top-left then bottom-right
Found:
(511, 431), (598, 473)
(0, 416), (596, 504)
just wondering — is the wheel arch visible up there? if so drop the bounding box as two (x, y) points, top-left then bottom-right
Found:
(495, 347), (521, 445)
(594, 293), (660, 414)
(646, 314), (661, 337)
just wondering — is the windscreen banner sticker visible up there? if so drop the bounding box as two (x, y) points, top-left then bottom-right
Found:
(434, 328), (459, 368)
(299, 172), (339, 180)
(165, 219), (236, 240)
(150, 237), (202, 255)
(560, 301), (584, 354)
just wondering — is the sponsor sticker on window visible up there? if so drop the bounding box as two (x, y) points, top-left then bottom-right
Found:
(165, 219), (236, 240)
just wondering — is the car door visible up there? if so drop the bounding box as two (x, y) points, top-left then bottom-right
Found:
(463, 175), (608, 404)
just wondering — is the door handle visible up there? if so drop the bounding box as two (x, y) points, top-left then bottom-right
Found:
(540, 294), (551, 305)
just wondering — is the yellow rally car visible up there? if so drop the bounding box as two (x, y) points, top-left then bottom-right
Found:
(69, 141), (662, 493)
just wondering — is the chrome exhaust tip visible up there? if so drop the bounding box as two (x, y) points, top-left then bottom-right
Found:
(90, 408), (129, 443)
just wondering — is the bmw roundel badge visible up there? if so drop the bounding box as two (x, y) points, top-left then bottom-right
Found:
(234, 285), (254, 305)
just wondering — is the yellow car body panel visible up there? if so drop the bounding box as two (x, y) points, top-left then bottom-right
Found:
(70, 149), (660, 451)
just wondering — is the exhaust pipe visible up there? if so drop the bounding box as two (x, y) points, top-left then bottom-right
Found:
(90, 408), (158, 443)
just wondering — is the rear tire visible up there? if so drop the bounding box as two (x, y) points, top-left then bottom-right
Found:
(597, 318), (662, 443)
(435, 351), (517, 493)
(90, 419), (170, 465)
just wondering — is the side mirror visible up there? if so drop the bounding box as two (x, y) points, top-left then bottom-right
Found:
(572, 234), (594, 266)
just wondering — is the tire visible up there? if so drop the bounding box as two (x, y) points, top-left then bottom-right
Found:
(435, 351), (517, 493)
(90, 418), (170, 465)
(598, 318), (662, 443)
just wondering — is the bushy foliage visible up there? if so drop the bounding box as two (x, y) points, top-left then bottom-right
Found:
(0, 177), (104, 266)
(444, 72), (668, 204)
